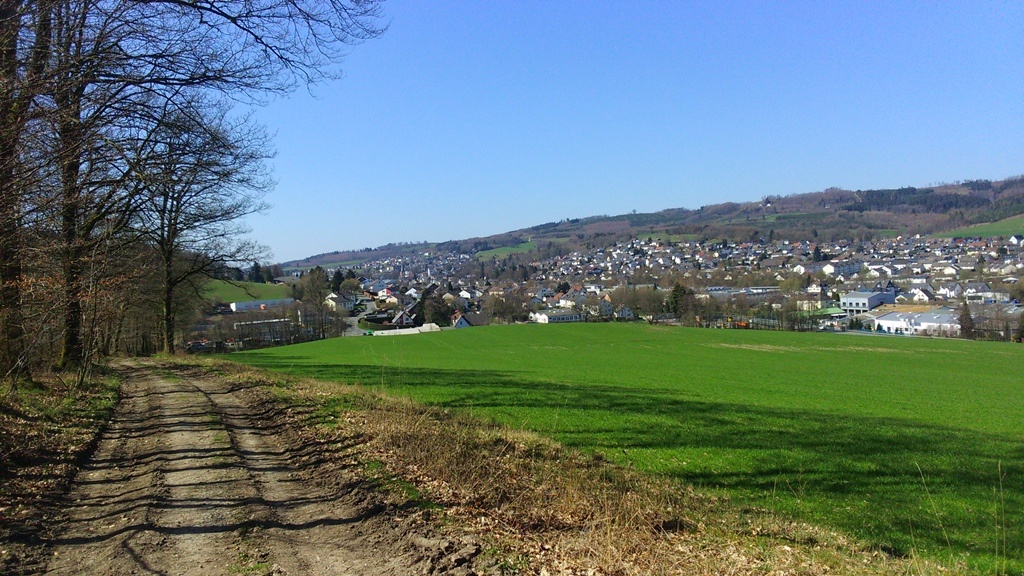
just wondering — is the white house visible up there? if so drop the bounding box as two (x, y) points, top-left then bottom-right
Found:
(906, 287), (936, 303)
(822, 260), (863, 277)
(324, 292), (358, 312)
(936, 283), (964, 300)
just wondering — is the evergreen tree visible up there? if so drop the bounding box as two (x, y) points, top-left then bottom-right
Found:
(250, 262), (265, 283)
(331, 269), (344, 293)
(957, 303), (975, 340)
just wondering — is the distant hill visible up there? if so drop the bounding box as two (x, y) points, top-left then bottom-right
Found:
(281, 175), (1024, 269)
(283, 242), (432, 272)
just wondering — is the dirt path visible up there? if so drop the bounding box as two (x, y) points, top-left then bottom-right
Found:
(41, 362), (482, 575)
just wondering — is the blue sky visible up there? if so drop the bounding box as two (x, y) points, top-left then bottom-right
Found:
(249, 1), (1023, 263)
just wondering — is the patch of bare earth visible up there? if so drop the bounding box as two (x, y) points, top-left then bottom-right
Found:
(30, 361), (486, 575)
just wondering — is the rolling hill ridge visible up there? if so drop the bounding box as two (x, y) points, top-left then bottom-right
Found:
(284, 176), (1024, 269)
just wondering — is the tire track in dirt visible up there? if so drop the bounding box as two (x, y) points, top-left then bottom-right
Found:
(42, 362), (479, 575)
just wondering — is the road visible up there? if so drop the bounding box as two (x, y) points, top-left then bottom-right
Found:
(41, 361), (480, 575)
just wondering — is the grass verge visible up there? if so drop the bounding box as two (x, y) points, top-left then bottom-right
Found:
(213, 359), (955, 575)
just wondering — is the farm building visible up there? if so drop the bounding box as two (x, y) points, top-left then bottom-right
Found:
(872, 310), (959, 336)
(839, 291), (893, 315)
(230, 298), (294, 313)
(530, 309), (582, 323)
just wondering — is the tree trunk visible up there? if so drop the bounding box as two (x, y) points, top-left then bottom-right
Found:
(163, 256), (175, 354)
(60, 251), (83, 368)
(0, 2), (24, 378)
(0, 165), (25, 378)
(0, 0), (52, 378)
(57, 72), (86, 369)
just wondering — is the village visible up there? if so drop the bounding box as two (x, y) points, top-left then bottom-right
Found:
(190, 231), (1024, 348)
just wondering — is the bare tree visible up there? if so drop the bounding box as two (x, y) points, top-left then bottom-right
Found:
(300, 266), (331, 339)
(1, 0), (385, 373)
(1, 0), (53, 379)
(133, 99), (271, 354)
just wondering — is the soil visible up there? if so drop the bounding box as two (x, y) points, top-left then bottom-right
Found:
(20, 361), (488, 575)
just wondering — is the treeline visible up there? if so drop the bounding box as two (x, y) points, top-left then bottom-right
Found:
(0, 1), (384, 384)
(844, 187), (990, 213)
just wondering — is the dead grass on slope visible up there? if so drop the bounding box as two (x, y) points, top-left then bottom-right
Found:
(0, 371), (120, 574)
(216, 361), (963, 576)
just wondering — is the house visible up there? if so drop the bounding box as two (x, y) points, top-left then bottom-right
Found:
(377, 293), (399, 306)
(324, 292), (358, 313)
(391, 309), (417, 326)
(936, 282), (963, 300)
(452, 311), (491, 328)
(1009, 235), (1023, 246)
(821, 260), (863, 277)
(939, 264), (961, 277)
(964, 282), (991, 295)
(792, 262), (827, 276)
(806, 282), (829, 296)
(365, 279), (391, 295)
(614, 306), (636, 321)
(905, 287), (936, 303)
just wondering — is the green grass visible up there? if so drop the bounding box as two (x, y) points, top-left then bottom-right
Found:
(940, 215), (1024, 239)
(476, 241), (536, 260)
(231, 323), (1024, 573)
(204, 280), (290, 303)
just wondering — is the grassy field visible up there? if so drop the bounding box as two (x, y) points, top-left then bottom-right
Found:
(204, 280), (290, 303)
(941, 215), (1024, 239)
(641, 232), (700, 243)
(476, 241), (536, 260)
(232, 323), (1023, 573)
